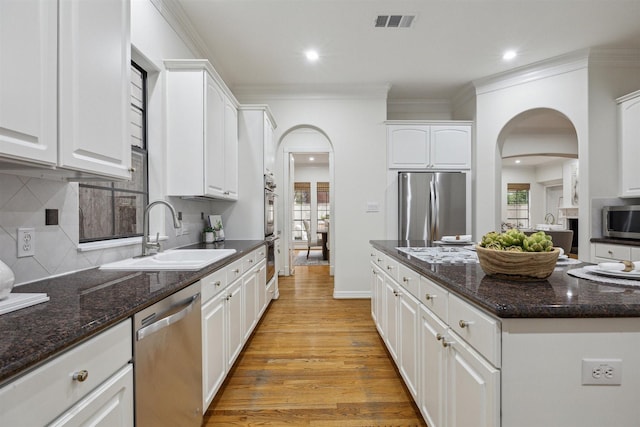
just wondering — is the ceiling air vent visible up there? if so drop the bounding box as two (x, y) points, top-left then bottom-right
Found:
(375, 15), (415, 28)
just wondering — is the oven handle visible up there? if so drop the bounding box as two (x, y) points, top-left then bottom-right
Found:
(136, 293), (200, 341)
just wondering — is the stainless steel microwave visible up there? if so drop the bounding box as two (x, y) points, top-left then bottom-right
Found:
(602, 205), (640, 239)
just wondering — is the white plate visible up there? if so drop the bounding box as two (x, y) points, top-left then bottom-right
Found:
(433, 240), (474, 245)
(583, 265), (640, 280)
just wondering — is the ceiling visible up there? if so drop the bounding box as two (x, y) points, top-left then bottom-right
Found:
(292, 153), (330, 166)
(175, 0), (640, 100)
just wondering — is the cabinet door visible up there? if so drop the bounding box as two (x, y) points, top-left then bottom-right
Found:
(388, 126), (430, 169)
(257, 260), (268, 317)
(0, 0), (57, 165)
(446, 332), (500, 427)
(619, 93), (640, 197)
(243, 267), (259, 341)
(419, 306), (447, 427)
(58, 0), (131, 179)
(223, 96), (238, 199)
(398, 287), (420, 401)
(202, 292), (227, 409)
(226, 279), (244, 369)
(204, 73), (225, 197)
(264, 114), (276, 174)
(48, 365), (134, 427)
(430, 126), (471, 169)
(383, 276), (399, 362)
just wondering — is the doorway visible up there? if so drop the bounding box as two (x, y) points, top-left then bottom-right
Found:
(278, 126), (334, 277)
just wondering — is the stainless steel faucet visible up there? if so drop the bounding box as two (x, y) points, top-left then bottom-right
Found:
(141, 200), (182, 257)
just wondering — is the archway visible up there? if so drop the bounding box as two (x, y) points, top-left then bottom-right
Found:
(276, 125), (335, 277)
(496, 108), (579, 253)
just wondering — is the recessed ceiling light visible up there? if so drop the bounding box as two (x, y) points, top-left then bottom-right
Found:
(515, 159), (521, 164)
(503, 50), (517, 61)
(305, 50), (319, 62)
(309, 156), (315, 161)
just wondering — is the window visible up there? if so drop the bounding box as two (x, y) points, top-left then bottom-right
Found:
(506, 183), (530, 230)
(292, 182), (311, 241)
(78, 62), (149, 242)
(316, 182), (329, 231)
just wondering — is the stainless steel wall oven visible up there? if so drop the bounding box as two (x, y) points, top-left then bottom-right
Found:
(264, 173), (276, 237)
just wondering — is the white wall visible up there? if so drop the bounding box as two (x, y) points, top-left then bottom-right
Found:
(235, 93), (388, 298)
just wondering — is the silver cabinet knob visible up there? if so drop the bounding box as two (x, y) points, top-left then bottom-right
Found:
(436, 333), (444, 341)
(425, 293), (436, 301)
(73, 370), (89, 382)
(214, 281), (221, 287)
(402, 277), (410, 283)
(441, 339), (452, 348)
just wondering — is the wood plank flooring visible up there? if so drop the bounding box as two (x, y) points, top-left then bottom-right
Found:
(203, 265), (427, 426)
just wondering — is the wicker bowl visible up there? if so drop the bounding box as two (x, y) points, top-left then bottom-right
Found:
(475, 245), (560, 281)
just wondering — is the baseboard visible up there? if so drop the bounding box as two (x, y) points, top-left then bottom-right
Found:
(332, 290), (372, 299)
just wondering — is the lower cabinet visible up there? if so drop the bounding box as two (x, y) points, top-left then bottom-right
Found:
(201, 247), (268, 410)
(0, 319), (133, 426)
(370, 249), (500, 427)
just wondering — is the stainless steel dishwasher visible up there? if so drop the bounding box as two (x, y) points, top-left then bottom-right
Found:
(134, 281), (202, 427)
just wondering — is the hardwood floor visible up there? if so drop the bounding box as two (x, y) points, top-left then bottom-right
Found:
(203, 265), (427, 426)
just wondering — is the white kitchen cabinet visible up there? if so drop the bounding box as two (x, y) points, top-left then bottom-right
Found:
(243, 260), (261, 341)
(165, 60), (238, 200)
(58, 0), (132, 180)
(383, 275), (400, 362)
(386, 121), (472, 170)
(419, 305), (447, 427)
(0, 0), (131, 180)
(202, 290), (228, 409)
(398, 285), (420, 401)
(618, 90), (640, 197)
(0, 320), (133, 426)
(226, 278), (244, 370)
(445, 330), (500, 427)
(0, 0), (57, 166)
(589, 242), (640, 264)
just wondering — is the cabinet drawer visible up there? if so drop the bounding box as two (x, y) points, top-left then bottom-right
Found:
(419, 276), (449, 323)
(398, 264), (420, 299)
(242, 250), (259, 271)
(255, 245), (267, 262)
(448, 295), (501, 367)
(0, 319), (132, 426)
(382, 256), (399, 282)
(594, 243), (631, 261)
(372, 250), (385, 269)
(226, 259), (244, 283)
(202, 268), (227, 303)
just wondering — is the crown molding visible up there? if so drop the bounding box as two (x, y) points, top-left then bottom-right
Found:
(588, 47), (640, 67)
(233, 84), (391, 101)
(473, 49), (591, 96)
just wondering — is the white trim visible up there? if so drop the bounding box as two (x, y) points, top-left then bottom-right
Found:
(474, 49), (590, 95)
(233, 83), (391, 101)
(77, 235), (168, 252)
(333, 290), (371, 299)
(163, 59), (239, 106)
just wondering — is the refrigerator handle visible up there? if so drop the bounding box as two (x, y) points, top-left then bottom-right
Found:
(430, 179), (437, 240)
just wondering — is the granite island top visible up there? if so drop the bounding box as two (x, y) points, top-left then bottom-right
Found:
(371, 240), (640, 319)
(0, 240), (265, 386)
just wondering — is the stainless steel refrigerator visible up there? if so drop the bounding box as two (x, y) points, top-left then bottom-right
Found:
(398, 171), (468, 242)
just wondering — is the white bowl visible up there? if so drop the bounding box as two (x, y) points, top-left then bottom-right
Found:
(0, 260), (15, 300)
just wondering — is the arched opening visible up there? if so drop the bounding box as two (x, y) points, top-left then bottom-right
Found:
(497, 108), (579, 254)
(276, 125), (335, 277)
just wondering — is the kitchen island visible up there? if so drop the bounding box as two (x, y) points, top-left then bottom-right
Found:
(370, 240), (640, 427)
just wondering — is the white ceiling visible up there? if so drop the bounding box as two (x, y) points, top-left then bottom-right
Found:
(175, 0), (640, 100)
(292, 152), (330, 166)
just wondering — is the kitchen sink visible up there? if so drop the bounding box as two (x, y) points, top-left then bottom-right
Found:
(99, 249), (236, 271)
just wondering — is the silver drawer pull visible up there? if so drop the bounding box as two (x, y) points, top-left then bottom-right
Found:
(441, 339), (452, 348)
(386, 265), (394, 270)
(425, 293), (436, 301)
(377, 258), (382, 262)
(459, 319), (474, 328)
(233, 268), (240, 274)
(608, 250), (613, 255)
(73, 370), (89, 382)
(436, 333), (444, 341)
(214, 281), (221, 287)
(402, 277), (410, 282)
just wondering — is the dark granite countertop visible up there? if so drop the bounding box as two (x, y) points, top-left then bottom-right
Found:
(590, 237), (640, 247)
(0, 240), (265, 386)
(371, 240), (640, 319)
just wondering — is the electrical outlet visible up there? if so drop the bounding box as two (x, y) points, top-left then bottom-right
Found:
(17, 228), (35, 257)
(582, 359), (622, 385)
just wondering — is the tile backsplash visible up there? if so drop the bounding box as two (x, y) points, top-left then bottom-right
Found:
(0, 174), (207, 285)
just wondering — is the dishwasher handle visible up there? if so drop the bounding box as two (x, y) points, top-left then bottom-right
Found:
(136, 293), (200, 341)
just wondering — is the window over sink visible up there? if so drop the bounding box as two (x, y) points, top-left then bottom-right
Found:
(78, 62), (149, 242)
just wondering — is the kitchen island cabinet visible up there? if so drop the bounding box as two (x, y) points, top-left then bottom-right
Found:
(371, 240), (640, 427)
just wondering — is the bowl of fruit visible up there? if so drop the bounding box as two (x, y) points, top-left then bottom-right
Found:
(476, 229), (560, 280)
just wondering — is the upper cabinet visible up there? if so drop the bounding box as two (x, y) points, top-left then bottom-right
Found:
(387, 121), (472, 170)
(618, 90), (640, 198)
(0, 0), (132, 180)
(165, 60), (239, 200)
(0, 0), (57, 166)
